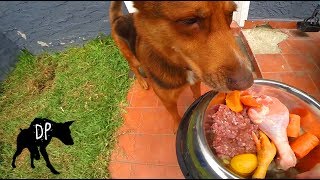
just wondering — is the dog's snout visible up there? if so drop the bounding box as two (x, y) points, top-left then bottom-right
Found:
(226, 67), (254, 91)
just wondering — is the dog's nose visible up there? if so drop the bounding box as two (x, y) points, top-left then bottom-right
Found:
(226, 68), (254, 91)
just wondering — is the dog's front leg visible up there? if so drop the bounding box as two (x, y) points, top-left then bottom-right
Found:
(152, 84), (185, 134)
(40, 146), (60, 174)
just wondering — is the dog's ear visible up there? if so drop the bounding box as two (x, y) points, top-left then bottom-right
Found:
(224, 1), (237, 26)
(64, 121), (74, 127)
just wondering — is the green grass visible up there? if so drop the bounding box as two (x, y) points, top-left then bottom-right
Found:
(0, 34), (133, 178)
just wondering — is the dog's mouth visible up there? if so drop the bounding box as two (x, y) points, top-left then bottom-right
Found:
(226, 73), (254, 91)
(201, 74), (227, 91)
(200, 70), (254, 92)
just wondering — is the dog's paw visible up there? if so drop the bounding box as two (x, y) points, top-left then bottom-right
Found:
(31, 165), (35, 169)
(12, 164), (16, 169)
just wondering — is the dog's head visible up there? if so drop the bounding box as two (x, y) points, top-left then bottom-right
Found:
(133, 1), (253, 91)
(55, 121), (74, 145)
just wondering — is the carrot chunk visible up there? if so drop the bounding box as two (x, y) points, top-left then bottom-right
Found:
(290, 132), (320, 159)
(287, 114), (301, 138)
(240, 95), (261, 107)
(208, 92), (226, 108)
(240, 90), (251, 96)
(296, 146), (320, 172)
(226, 90), (243, 113)
(291, 108), (320, 139)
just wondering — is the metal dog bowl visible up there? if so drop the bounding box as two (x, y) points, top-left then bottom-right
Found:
(176, 79), (320, 179)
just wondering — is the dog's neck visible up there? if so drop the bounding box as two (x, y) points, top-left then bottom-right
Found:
(139, 42), (189, 89)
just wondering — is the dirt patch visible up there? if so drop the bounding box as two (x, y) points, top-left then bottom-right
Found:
(28, 60), (57, 94)
(242, 25), (289, 54)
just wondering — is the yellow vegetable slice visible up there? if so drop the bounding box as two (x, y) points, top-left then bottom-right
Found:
(230, 153), (258, 177)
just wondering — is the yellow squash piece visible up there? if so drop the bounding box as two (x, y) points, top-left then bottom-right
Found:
(230, 153), (258, 177)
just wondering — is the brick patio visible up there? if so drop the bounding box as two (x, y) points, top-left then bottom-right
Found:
(108, 21), (320, 178)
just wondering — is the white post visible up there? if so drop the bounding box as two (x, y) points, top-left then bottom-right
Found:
(124, 1), (137, 13)
(124, 1), (250, 27)
(233, 1), (251, 27)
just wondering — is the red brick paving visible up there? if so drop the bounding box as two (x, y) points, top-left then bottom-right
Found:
(109, 80), (211, 179)
(259, 29), (320, 99)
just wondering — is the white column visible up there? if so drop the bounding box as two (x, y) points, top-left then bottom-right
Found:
(232, 1), (251, 27)
(124, 1), (137, 13)
(124, 1), (250, 27)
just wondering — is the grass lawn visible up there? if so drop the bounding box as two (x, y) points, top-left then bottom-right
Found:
(0, 34), (133, 178)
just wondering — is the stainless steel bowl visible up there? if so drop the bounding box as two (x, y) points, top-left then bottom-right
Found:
(176, 79), (320, 179)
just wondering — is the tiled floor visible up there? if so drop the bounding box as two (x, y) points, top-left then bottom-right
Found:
(255, 29), (320, 101)
(108, 22), (320, 178)
(108, 79), (211, 179)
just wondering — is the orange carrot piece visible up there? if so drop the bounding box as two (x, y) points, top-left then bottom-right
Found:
(291, 108), (320, 139)
(240, 90), (251, 96)
(226, 90), (243, 113)
(240, 95), (261, 107)
(287, 114), (301, 138)
(290, 132), (320, 159)
(208, 92), (226, 108)
(296, 146), (320, 172)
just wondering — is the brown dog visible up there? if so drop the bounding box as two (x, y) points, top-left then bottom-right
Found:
(109, 1), (253, 133)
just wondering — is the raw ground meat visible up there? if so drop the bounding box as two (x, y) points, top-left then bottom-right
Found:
(207, 104), (259, 159)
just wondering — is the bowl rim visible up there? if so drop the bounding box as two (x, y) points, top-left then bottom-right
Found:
(197, 78), (320, 178)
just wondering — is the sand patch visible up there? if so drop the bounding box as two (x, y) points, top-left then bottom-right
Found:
(242, 25), (288, 54)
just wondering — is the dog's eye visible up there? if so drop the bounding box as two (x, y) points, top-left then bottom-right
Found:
(179, 17), (199, 25)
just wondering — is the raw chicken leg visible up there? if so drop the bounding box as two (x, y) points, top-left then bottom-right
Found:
(248, 95), (297, 170)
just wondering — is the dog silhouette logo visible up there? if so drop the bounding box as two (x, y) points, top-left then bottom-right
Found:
(12, 118), (75, 174)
